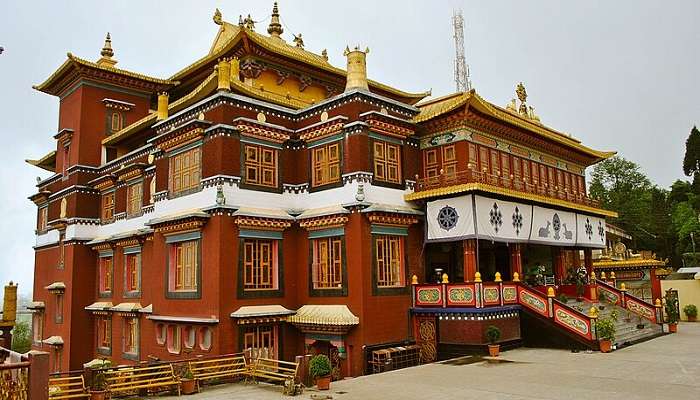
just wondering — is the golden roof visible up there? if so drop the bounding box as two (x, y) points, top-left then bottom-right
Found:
(34, 53), (178, 94)
(404, 181), (618, 217)
(26, 150), (57, 172)
(287, 305), (359, 326)
(414, 90), (616, 163)
(593, 258), (667, 268)
(170, 21), (429, 104)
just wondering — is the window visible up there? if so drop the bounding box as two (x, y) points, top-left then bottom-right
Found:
(243, 325), (277, 359)
(101, 192), (115, 222)
(479, 146), (489, 173)
(166, 325), (181, 354)
(38, 206), (48, 232)
(97, 317), (111, 352)
(62, 145), (69, 177)
(490, 150), (500, 176)
(110, 112), (123, 133)
(170, 147), (201, 195)
(32, 313), (43, 343)
(375, 235), (405, 288)
(243, 239), (278, 290)
(126, 181), (143, 217)
(58, 233), (65, 270)
(124, 251), (141, 295)
(311, 237), (343, 289)
(442, 145), (457, 178)
(168, 240), (198, 293)
(99, 257), (113, 295)
(501, 153), (510, 177)
(55, 294), (64, 324)
(198, 327), (213, 351)
(311, 143), (340, 187)
(183, 326), (195, 349)
(156, 323), (166, 345)
(244, 144), (278, 187)
(123, 317), (139, 355)
(53, 349), (62, 373)
(373, 141), (401, 184)
(424, 149), (439, 177)
(468, 143), (477, 167)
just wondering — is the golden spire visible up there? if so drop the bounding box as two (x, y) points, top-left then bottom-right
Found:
(213, 8), (223, 25)
(267, 2), (284, 39)
(343, 45), (370, 92)
(516, 82), (527, 115)
(97, 32), (117, 67)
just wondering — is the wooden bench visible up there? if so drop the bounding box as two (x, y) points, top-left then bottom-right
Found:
(103, 363), (180, 397)
(188, 354), (248, 392)
(48, 376), (89, 399)
(248, 357), (299, 391)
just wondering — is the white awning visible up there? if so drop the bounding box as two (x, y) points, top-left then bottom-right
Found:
(677, 267), (700, 274)
(85, 302), (114, 312)
(42, 336), (64, 346)
(232, 207), (294, 220)
(295, 205), (349, 220)
(139, 304), (153, 314)
(230, 305), (295, 318)
(287, 305), (359, 326)
(44, 282), (66, 291)
(111, 303), (143, 313)
(147, 315), (219, 324)
(27, 301), (45, 310)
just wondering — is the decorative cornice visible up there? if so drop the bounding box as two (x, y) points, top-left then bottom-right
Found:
(234, 216), (292, 231)
(365, 212), (419, 227)
(298, 214), (349, 231)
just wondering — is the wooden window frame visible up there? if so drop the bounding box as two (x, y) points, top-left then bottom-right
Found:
(243, 144), (279, 189)
(373, 141), (402, 184)
(242, 239), (278, 291)
(55, 293), (63, 324)
(124, 251), (141, 297)
(310, 236), (347, 296)
(241, 325), (278, 360)
(101, 191), (115, 223)
(166, 324), (181, 354)
(311, 142), (341, 188)
(38, 206), (48, 232)
(442, 144), (457, 178)
(98, 257), (113, 297)
(123, 317), (139, 359)
(169, 147), (201, 197)
(167, 240), (200, 297)
(373, 235), (407, 294)
(198, 327), (213, 351)
(96, 316), (111, 355)
(424, 148), (439, 178)
(126, 181), (143, 217)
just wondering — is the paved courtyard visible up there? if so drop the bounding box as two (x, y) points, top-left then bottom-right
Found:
(162, 323), (700, 400)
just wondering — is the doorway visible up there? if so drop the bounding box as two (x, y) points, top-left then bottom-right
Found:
(425, 241), (464, 283)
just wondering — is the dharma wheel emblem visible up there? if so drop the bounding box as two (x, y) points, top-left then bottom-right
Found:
(437, 206), (459, 231)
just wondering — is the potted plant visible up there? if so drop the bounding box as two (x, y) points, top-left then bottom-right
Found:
(309, 354), (332, 391)
(180, 366), (197, 395)
(485, 325), (501, 357)
(665, 292), (680, 332)
(623, 311), (632, 323)
(610, 309), (618, 322)
(89, 372), (108, 400)
(557, 293), (569, 304)
(683, 304), (697, 322)
(596, 317), (615, 353)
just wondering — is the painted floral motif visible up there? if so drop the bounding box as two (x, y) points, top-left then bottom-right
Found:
(512, 207), (523, 235)
(555, 308), (589, 336)
(484, 287), (500, 303)
(448, 287), (474, 304)
(417, 288), (441, 304)
(503, 286), (517, 302)
(627, 299), (655, 320)
(599, 287), (619, 304)
(519, 290), (547, 313)
(489, 203), (503, 232)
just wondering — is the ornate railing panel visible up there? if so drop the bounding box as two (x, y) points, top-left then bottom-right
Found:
(595, 279), (660, 323)
(0, 361), (30, 400)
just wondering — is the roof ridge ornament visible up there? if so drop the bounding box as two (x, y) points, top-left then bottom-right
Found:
(344, 45), (370, 92)
(97, 32), (117, 67)
(243, 14), (256, 30)
(268, 2), (284, 39)
(213, 8), (223, 25)
(513, 82), (542, 123)
(293, 33), (304, 48)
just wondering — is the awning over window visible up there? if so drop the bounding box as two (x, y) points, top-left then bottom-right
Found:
(287, 305), (359, 335)
(42, 336), (64, 346)
(230, 305), (295, 325)
(146, 315), (219, 324)
(44, 282), (66, 291)
(111, 303), (143, 313)
(85, 302), (113, 312)
(27, 301), (45, 311)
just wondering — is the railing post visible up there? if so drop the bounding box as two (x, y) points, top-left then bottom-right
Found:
(547, 287), (555, 318)
(610, 271), (617, 288)
(474, 272), (482, 308)
(654, 298), (663, 324)
(441, 273), (449, 308)
(495, 272), (504, 306)
(619, 282), (627, 308)
(589, 271), (598, 301)
(411, 275), (418, 308)
(589, 307), (599, 341)
(28, 351), (49, 400)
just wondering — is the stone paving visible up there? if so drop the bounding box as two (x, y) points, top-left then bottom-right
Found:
(160, 322), (700, 400)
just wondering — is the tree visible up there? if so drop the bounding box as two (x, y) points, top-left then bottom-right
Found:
(683, 126), (700, 192)
(11, 321), (31, 354)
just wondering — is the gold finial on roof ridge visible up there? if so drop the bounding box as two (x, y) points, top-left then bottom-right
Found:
(243, 14), (255, 30)
(97, 32), (117, 67)
(293, 33), (305, 49)
(321, 49), (328, 61)
(213, 8), (223, 25)
(268, 2), (284, 38)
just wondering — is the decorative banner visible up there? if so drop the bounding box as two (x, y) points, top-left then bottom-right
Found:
(575, 214), (606, 247)
(529, 206), (576, 246)
(426, 195), (475, 242)
(474, 195), (532, 242)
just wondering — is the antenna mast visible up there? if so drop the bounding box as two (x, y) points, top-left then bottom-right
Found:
(452, 9), (471, 92)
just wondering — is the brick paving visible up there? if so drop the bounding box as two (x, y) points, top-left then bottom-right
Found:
(160, 322), (700, 400)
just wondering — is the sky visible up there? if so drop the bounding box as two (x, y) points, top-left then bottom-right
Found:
(0, 0), (698, 295)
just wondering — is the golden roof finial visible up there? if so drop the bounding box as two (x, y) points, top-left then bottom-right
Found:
(293, 33), (305, 49)
(243, 14), (255, 30)
(516, 82), (527, 115)
(97, 32), (117, 67)
(267, 2), (284, 38)
(321, 49), (328, 61)
(213, 8), (223, 25)
(343, 45), (370, 92)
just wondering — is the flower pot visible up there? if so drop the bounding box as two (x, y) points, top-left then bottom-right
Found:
(636, 324), (645, 330)
(315, 375), (331, 390)
(599, 339), (612, 353)
(487, 344), (500, 357)
(669, 323), (678, 333)
(181, 379), (197, 395)
(90, 391), (108, 400)
(688, 316), (697, 322)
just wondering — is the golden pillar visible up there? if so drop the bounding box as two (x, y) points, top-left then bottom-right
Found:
(156, 92), (169, 121)
(218, 58), (231, 91)
(343, 46), (369, 91)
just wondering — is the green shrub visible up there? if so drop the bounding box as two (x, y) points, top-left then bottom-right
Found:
(91, 372), (107, 391)
(309, 354), (332, 378)
(181, 366), (194, 380)
(665, 293), (680, 324)
(485, 325), (501, 344)
(557, 293), (568, 303)
(610, 310), (618, 322)
(683, 304), (697, 318)
(596, 317), (616, 341)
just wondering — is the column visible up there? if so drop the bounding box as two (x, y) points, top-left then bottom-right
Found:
(463, 239), (477, 282)
(584, 249), (593, 273)
(509, 243), (523, 278)
(552, 247), (566, 284)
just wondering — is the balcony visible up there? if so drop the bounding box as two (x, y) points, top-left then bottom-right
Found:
(412, 168), (600, 208)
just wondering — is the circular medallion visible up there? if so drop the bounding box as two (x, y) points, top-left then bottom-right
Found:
(437, 206), (459, 231)
(320, 111), (329, 122)
(147, 153), (155, 164)
(256, 112), (266, 123)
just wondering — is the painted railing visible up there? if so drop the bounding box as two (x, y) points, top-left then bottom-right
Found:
(411, 272), (598, 343)
(414, 169), (600, 208)
(594, 277), (662, 324)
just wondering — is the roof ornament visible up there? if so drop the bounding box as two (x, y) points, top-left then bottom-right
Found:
(238, 15), (244, 26)
(513, 82), (542, 123)
(506, 98), (517, 113)
(516, 82), (528, 115)
(243, 14), (256, 30)
(321, 49), (328, 61)
(293, 33), (305, 49)
(97, 32), (117, 67)
(343, 45), (370, 92)
(213, 8), (223, 25)
(267, 2), (284, 39)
